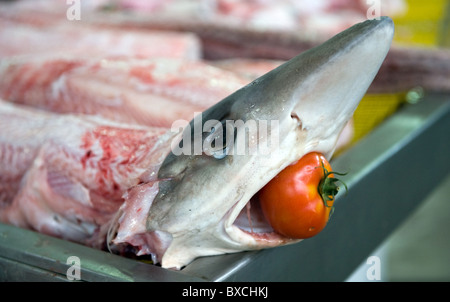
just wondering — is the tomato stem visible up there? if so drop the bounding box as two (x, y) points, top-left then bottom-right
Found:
(317, 161), (348, 208)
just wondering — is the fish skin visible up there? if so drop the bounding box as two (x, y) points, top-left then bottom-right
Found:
(123, 17), (393, 269)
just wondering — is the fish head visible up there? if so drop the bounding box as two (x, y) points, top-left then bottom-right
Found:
(145, 17), (394, 269)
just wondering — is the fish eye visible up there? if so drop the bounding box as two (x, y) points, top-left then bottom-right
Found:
(203, 120), (235, 159)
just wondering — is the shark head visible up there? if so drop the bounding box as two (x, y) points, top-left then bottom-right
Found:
(142, 17), (394, 269)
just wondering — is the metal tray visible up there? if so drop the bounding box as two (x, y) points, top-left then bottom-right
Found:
(1, 92), (449, 281)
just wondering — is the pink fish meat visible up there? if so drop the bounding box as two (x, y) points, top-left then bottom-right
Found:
(210, 58), (285, 81)
(0, 99), (172, 248)
(0, 18), (201, 60)
(97, 0), (406, 35)
(84, 1), (450, 93)
(0, 56), (248, 127)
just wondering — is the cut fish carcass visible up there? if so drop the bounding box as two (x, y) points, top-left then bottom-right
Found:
(0, 19), (201, 60)
(0, 56), (249, 127)
(0, 99), (172, 248)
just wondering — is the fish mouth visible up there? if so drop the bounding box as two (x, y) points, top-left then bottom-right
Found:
(225, 182), (300, 248)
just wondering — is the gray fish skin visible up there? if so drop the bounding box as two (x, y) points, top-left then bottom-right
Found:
(147, 17), (394, 269)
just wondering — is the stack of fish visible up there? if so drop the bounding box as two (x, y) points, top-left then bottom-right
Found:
(0, 0), (448, 269)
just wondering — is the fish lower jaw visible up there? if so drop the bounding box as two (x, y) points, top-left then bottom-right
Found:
(226, 195), (299, 248)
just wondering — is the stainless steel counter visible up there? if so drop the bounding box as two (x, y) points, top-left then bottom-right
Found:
(1, 92), (449, 281)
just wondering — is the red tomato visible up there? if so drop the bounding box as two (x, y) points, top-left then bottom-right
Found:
(258, 152), (346, 239)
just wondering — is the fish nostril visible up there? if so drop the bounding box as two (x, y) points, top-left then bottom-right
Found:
(290, 113), (302, 128)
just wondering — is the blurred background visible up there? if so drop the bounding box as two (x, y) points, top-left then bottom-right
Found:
(348, 0), (450, 281)
(348, 173), (450, 281)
